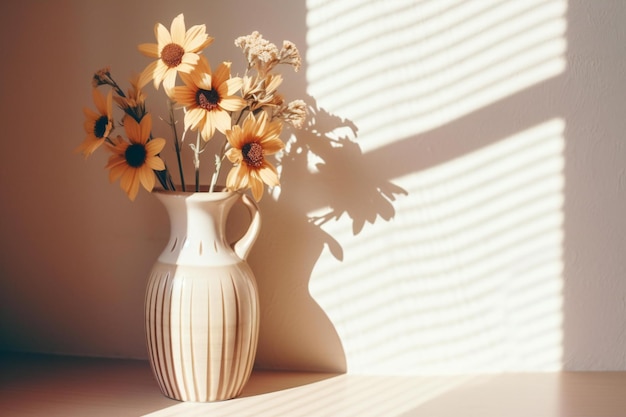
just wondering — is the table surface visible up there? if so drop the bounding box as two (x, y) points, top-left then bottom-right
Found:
(1, 352), (626, 417)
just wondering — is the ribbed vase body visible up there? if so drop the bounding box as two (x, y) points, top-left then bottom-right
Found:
(145, 189), (260, 402)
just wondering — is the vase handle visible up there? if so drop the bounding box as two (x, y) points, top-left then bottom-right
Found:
(233, 193), (261, 260)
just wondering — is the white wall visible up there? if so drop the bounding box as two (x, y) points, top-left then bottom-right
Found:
(0, 0), (624, 374)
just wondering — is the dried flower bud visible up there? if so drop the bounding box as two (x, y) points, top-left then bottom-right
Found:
(279, 41), (302, 72)
(113, 74), (148, 122)
(235, 31), (280, 75)
(92, 67), (113, 88)
(242, 73), (284, 111)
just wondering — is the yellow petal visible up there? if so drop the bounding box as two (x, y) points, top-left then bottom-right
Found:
(155, 22), (172, 48)
(138, 114), (152, 143)
(213, 62), (231, 85)
(256, 110), (269, 132)
(128, 180), (140, 201)
(184, 108), (205, 131)
(258, 163), (280, 187)
(169, 14), (186, 45)
(241, 112), (257, 133)
(162, 69), (178, 94)
(109, 163), (128, 182)
(226, 125), (244, 148)
(146, 137), (166, 155)
(226, 165), (240, 190)
(139, 166), (156, 191)
(119, 167), (134, 191)
(123, 116), (141, 144)
(260, 137), (285, 155)
(250, 175), (264, 201)
(178, 53), (200, 72)
(225, 148), (241, 164)
(184, 24), (211, 52)
(139, 60), (159, 90)
(83, 107), (98, 120)
(201, 116), (216, 141)
(146, 155), (165, 171)
(197, 56), (212, 74)
(190, 68), (212, 90)
(121, 169), (140, 201)
(263, 119), (283, 139)
(91, 88), (106, 114)
(226, 164), (249, 190)
(171, 85), (197, 107)
(212, 109), (232, 134)
(138, 43), (159, 58)
(219, 96), (246, 112)
(224, 77), (243, 95)
(152, 61), (170, 90)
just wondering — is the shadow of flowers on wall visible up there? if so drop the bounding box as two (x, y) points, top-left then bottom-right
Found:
(303, 105), (409, 237)
(248, 98), (407, 372)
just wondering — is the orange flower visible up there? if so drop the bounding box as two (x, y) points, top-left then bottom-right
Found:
(76, 88), (113, 157)
(106, 115), (166, 200)
(138, 13), (213, 93)
(225, 111), (284, 201)
(171, 57), (246, 141)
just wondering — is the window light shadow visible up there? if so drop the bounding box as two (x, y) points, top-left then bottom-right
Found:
(303, 0), (568, 375)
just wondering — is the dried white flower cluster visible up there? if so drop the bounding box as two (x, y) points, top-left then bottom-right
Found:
(235, 31), (306, 129)
(235, 31), (302, 76)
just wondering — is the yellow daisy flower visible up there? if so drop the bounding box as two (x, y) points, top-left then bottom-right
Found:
(106, 115), (166, 201)
(138, 13), (213, 93)
(171, 57), (246, 141)
(225, 111), (285, 201)
(76, 88), (114, 157)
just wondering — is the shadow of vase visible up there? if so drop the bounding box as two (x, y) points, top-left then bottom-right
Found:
(240, 100), (407, 373)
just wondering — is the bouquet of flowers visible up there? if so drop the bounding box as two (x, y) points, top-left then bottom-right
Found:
(78, 13), (306, 201)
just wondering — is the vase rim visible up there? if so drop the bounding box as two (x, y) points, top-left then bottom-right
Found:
(152, 184), (233, 193)
(152, 185), (242, 199)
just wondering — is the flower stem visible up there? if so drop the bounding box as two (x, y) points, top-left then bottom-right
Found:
(168, 100), (185, 192)
(209, 140), (227, 193)
(102, 72), (126, 99)
(193, 132), (201, 192)
(155, 168), (174, 191)
(209, 110), (247, 193)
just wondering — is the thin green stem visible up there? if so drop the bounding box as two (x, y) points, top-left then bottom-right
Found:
(101, 72), (127, 99)
(168, 100), (185, 191)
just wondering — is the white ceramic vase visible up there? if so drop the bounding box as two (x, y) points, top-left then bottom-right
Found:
(145, 188), (261, 402)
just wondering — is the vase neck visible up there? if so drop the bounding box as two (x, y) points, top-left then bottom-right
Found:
(154, 191), (241, 266)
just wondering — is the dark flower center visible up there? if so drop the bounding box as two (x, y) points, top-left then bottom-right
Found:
(196, 88), (220, 111)
(242, 142), (264, 168)
(125, 143), (147, 168)
(94, 116), (109, 138)
(161, 43), (185, 68)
